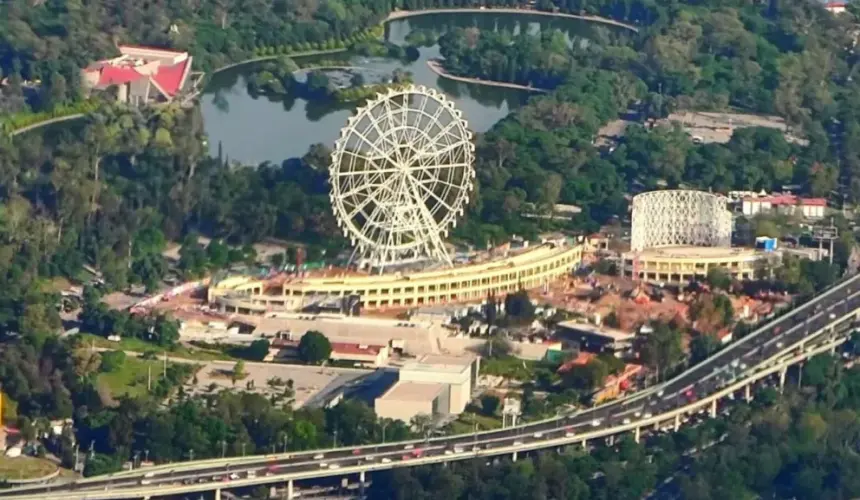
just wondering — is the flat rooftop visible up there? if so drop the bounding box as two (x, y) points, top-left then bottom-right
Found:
(629, 246), (759, 259)
(399, 354), (476, 375)
(556, 320), (635, 342)
(378, 381), (445, 402)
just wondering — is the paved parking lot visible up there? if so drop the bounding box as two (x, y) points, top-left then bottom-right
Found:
(189, 360), (369, 408)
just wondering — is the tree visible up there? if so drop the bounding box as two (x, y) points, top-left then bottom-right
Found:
(100, 351), (127, 373)
(706, 267), (732, 290)
(484, 336), (513, 359)
(243, 339), (271, 361)
(480, 395), (501, 416)
(231, 361), (247, 386)
(505, 290), (535, 322)
(641, 323), (683, 382)
(410, 413), (434, 439)
(485, 293), (498, 326)
(298, 331), (332, 364)
(689, 335), (721, 363)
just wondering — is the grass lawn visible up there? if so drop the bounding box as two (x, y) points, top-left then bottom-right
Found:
(0, 455), (60, 481)
(448, 412), (502, 434)
(78, 333), (231, 362)
(98, 356), (187, 398)
(481, 356), (539, 381)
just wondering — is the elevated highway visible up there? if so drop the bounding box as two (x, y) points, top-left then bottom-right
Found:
(3, 274), (860, 499)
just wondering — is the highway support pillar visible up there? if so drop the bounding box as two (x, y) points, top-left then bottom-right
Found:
(214, 489), (221, 500)
(581, 439), (588, 451)
(779, 367), (787, 393)
(673, 414), (680, 432)
(744, 384), (752, 403)
(360, 470), (366, 497)
(634, 426), (641, 444)
(710, 399), (717, 419)
(287, 479), (294, 500)
(512, 451), (518, 462)
(607, 435), (615, 447)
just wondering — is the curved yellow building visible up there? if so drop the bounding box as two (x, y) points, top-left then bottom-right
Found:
(622, 246), (764, 283)
(208, 243), (582, 313)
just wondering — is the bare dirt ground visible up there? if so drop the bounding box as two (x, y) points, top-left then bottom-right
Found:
(597, 111), (807, 146)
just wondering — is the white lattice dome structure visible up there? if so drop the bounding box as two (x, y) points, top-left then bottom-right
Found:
(630, 190), (732, 252)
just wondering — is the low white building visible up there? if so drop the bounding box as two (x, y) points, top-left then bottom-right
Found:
(374, 354), (479, 422)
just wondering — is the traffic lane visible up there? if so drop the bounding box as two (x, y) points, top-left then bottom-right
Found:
(661, 296), (852, 398)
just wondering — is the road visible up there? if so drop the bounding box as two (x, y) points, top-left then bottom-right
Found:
(3, 273), (859, 499)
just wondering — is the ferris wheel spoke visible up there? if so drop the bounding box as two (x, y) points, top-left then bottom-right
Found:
(340, 149), (388, 173)
(381, 98), (405, 165)
(408, 162), (470, 174)
(414, 119), (463, 157)
(415, 141), (469, 164)
(405, 94), (432, 147)
(410, 175), (456, 217)
(348, 125), (395, 162)
(363, 108), (401, 158)
(346, 176), (398, 221)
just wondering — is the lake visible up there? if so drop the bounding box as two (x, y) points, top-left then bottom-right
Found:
(201, 11), (610, 165)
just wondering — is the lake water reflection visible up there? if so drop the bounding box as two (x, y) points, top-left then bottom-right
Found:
(201, 12), (606, 164)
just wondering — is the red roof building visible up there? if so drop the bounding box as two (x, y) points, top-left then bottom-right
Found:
(330, 342), (390, 367)
(82, 45), (196, 106)
(741, 193), (827, 219)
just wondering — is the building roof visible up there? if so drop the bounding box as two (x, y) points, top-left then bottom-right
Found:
(557, 351), (596, 373)
(84, 45), (191, 97)
(330, 342), (385, 356)
(377, 381), (445, 402)
(400, 354), (475, 375)
(150, 58), (191, 96)
(557, 320), (636, 342)
(744, 194), (827, 207)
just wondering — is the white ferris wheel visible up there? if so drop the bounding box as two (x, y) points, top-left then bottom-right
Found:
(330, 85), (475, 272)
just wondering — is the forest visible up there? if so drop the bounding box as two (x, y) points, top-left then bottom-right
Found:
(366, 353), (860, 500)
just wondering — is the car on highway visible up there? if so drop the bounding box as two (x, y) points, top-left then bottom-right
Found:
(319, 462), (329, 469)
(591, 419), (602, 427)
(622, 418), (631, 425)
(381, 458), (392, 464)
(313, 453), (325, 460)
(453, 446), (464, 453)
(444, 449), (453, 455)
(246, 471), (257, 479)
(513, 440), (523, 446)
(403, 444), (414, 450)
(401, 455), (411, 461)
(352, 448), (362, 455)
(643, 412), (653, 419)
(330, 464), (341, 470)
(533, 431), (544, 438)
(229, 473), (240, 480)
